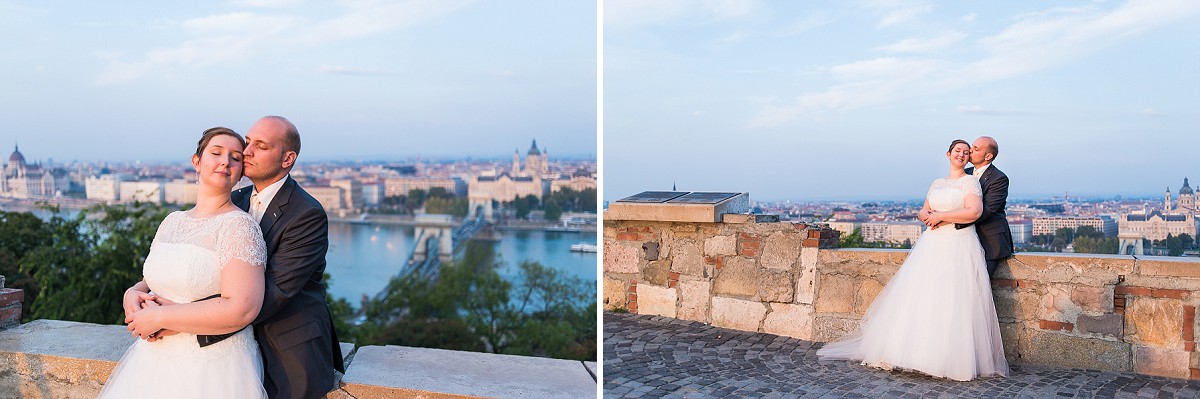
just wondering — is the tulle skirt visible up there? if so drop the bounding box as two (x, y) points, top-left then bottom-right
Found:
(99, 328), (267, 398)
(816, 224), (1009, 381)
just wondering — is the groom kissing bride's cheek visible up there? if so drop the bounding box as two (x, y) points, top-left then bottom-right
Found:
(106, 116), (344, 399)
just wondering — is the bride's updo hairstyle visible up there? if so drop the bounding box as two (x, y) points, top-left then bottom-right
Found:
(947, 139), (969, 153)
(195, 127), (247, 157)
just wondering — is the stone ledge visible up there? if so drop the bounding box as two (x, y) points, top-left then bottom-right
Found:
(0, 320), (595, 399)
(341, 345), (595, 399)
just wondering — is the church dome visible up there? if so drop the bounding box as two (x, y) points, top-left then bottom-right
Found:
(527, 139), (541, 156)
(1182, 178), (1194, 195)
(7, 144), (25, 166)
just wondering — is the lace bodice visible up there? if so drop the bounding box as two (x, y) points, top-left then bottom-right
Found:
(926, 176), (982, 212)
(143, 210), (266, 304)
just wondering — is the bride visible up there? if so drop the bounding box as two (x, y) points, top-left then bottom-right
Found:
(100, 127), (268, 398)
(816, 139), (1008, 381)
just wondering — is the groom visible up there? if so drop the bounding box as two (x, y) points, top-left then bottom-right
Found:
(223, 115), (344, 398)
(959, 136), (1014, 275)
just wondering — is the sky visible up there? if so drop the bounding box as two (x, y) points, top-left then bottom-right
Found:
(604, 0), (1200, 201)
(0, 0), (596, 163)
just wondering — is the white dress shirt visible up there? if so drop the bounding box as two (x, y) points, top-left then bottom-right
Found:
(249, 175), (289, 223)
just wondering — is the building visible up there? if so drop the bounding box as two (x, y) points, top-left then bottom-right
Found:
(85, 174), (123, 202)
(1119, 211), (1197, 242)
(163, 179), (199, 205)
(550, 175), (597, 193)
(1031, 216), (1117, 237)
(1008, 219), (1033, 245)
(469, 173), (544, 202)
(330, 179), (363, 211)
(384, 177), (466, 198)
(361, 183), (384, 208)
(861, 221), (925, 245)
(827, 221), (860, 238)
(120, 181), (164, 204)
(306, 186), (346, 212)
(1, 144), (68, 198)
(513, 139), (549, 177)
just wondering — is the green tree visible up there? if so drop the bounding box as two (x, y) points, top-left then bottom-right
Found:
(543, 199), (563, 222)
(838, 228), (865, 248)
(0, 210), (53, 318)
(354, 243), (596, 361)
(405, 189), (427, 213)
(20, 202), (171, 324)
(514, 196), (532, 219)
(424, 197), (468, 217)
(1168, 234), (1184, 256)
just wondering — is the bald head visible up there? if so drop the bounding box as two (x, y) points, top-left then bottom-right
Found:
(970, 136), (999, 166)
(260, 116), (300, 154)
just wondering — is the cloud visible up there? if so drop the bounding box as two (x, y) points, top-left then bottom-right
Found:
(711, 29), (753, 47)
(775, 12), (837, 37)
(961, 13), (977, 23)
(1135, 107), (1162, 116)
(874, 31), (966, 53)
(96, 0), (473, 85)
(861, 0), (932, 28)
(955, 105), (1029, 116)
(226, 0), (301, 7)
(318, 65), (390, 76)
(747, 0), (1200, 128)
(605, 0), (765, 28)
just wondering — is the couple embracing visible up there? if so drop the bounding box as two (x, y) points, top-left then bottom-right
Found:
(100, 116), (344, 398)
(817, 136), (1015, 382)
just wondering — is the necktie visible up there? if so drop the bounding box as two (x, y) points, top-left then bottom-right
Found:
(250, 192), (265, 222)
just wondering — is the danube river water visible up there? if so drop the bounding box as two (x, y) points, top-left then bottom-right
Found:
(325, 222), (598, 304)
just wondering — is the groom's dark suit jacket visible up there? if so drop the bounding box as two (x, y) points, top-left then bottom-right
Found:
(205, 176), (344, 399)
(957, 165), (1015, 267)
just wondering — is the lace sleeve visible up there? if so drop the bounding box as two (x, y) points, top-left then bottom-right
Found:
(962, 177), (983, 197)
(216, 213), (267, 268)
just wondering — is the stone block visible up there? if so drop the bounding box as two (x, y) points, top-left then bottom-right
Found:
(1020, 329), (1131, 372)
(1125, 297), (1184, 348)
(710, 296), (766, 332)
(678, 281), (711, 323)
(813, 315), (859, 342)
(760, 231), (802, 270)
(638, 284), (677, 318)
(712, 256), (759, 299)
(763, 303), (814, 340)
(1000, 322), (1022, 362)
(341, 345), (596, 398)
(603, 277), (627, 310)
(1038, 284), (1079, 323)
(1071, 285), (1113, 314)
(854, 278), (884, 316)
(1139, 258), (1200, 279)
(993, 289), (1020, 324)
(0, 320), (132, 398)
(670, 239), (706, 277)
(704, 235), (737, 256)
(814, 274), (854, 314)
(603, 241), (640, 274)
(758, 269), (795, 303)
(642, 260), (670, 286)
(1008, 253), (1132, 286)
(1078, 314), (1124, 337)
(796, 247), (819, 304)
(1133, 345), (1190, 379)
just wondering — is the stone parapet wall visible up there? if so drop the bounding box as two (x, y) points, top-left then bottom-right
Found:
(0, 320), (596, 398)
(603, 218), (1200, 381)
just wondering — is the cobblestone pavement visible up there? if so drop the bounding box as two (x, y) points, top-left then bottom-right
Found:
(604, 313), (1200, 399)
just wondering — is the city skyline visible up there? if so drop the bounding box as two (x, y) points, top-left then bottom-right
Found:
(604, 1), (1200, 201)
(0, 1), (597, 162)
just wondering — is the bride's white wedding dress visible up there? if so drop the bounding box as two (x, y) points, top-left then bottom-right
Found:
(100, 210), (268, 398)
(817, 176), (1008, 381)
